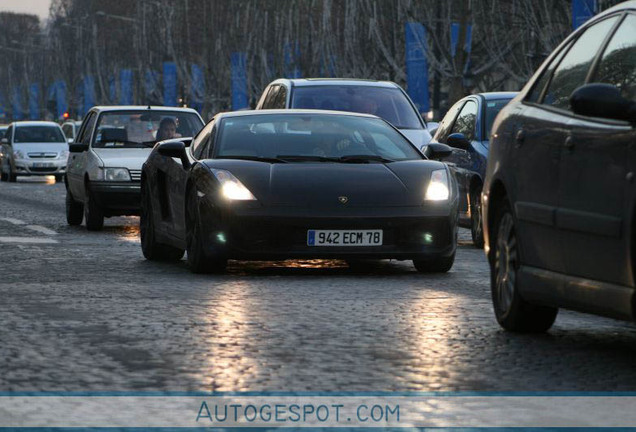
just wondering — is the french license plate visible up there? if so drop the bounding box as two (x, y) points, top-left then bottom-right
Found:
(307, 230), (383, 247)
(32, 162), (53, 168)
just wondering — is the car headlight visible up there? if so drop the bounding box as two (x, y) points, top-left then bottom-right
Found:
(59, 150), (69, 159)
(13, 150), (25, 160)
(425, 169), (450, 201)
(104, 168), (131, 181)
(211, 169), (256, 201)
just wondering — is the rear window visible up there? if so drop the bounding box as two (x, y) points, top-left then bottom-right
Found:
(14, 126), (65, 143)
(291, 85), (423, 129)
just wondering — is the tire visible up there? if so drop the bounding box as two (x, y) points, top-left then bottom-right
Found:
(413, 253), (455, 273)
(186, 186), (227, 274)
(84, 182), (104, 231)
(8, 169), (16, 182)
(65, 188), (84, 226)
(470, 185), (485, 248)
(0, 164), (7, 182)
(140, 180), (184, 261)
(490, 200), (558, 332)
(55, 174), (65, 183)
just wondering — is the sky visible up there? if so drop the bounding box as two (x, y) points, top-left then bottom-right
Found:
(0, 0), (52, 21)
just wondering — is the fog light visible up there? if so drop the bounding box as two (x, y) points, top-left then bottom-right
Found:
(423, 233), (434, 245)
(216, 232), (227, 244)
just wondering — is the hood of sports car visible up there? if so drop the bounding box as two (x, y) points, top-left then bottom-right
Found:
(204, 160), (440, 208)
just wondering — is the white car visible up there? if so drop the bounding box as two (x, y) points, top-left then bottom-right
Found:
(65, 106), (204, 231)
(0, 121), (68, 183)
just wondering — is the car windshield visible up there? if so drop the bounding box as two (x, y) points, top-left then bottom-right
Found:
(484, 99), (513, 139)
(216, 114), (423, 162)
(93, 110), (203, 148)
(14, 126), (65, 143)
(0, 128), (6, 140)
(290, 85), (423, 129)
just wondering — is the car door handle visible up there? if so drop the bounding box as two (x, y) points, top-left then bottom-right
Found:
(515, 129), (525, 144)
(564, 136), (574, 150)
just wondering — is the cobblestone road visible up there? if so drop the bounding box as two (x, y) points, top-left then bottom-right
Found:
(1, 177), (636, 393)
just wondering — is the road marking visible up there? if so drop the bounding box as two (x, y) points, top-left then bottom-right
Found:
(0, 217), (26, 225)
(0, 237), (58, 244)
(25, 225), (58, 236)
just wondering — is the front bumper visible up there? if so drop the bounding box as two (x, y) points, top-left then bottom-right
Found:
(198, 203), (459, 261)
(14, 159), (66, 175)
(90, 181), (141, 215)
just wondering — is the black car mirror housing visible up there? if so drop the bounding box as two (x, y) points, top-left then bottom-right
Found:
(69, 143), (88, 153)
(422, 142), (453, 160)
(446, 133), (471, 150)
(570, 83), (636, 123)
(158, 141), (191, 169)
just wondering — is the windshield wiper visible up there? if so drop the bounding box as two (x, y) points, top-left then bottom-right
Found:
(218, 155), (288, 163)
(276, 155), (339, 163)
(339, 155), (395, 163)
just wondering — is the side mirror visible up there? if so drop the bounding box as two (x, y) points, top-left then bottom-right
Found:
(421, 143), (453, 160)
(158, 141), (191, 169)
(446, 133), (471, 150)
(69, 143), (88, 153)
(570, 83), (636, 122)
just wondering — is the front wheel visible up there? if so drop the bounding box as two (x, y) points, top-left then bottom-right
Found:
(84, 182), (104, 231)
(66, 189), (84, 226)
(413, 253), (455, 273)
(470, 186), (485, 248)
(186, 187), (227, 274)
(54, 174), (64, 183)
(491, 201), (558, 332)
(140, 180), (184, 261)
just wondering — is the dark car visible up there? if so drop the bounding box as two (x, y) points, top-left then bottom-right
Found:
(432, 92), (516, 247)
(482, 1), (636, 332)
(140, 110), (458, 274)
(255, 79), (433, 148)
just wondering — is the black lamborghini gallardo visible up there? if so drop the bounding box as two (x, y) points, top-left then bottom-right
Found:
(140, 110), (459, 273)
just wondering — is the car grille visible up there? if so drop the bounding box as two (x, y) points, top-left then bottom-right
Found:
(28, 153), (57, 159)
(129, 169), (142, 182)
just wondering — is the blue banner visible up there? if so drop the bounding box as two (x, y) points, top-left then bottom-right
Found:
(190, 64), (205, 113)
(82, 76), (95, 116)
(163, 62), (178, 107)
(109, 75), (117, 103)
(29, 83), (39, 120)
(144, 69), (160, 105)
(450, 22), (473, 57)
(284, 42), (302, 79)
(573, 0), (597, 29)
(230, 52), (248, 110)
(119, 69), (133, 105)
(12, 87), (24, 120)
(405, 22), (430, 114)
(53, 81), (68, 119)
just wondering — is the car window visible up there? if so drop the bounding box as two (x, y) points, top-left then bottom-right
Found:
(62, 124), (72, 139)
(435, 100), (464, 141)
(595, 14), (636, 103)
(92, 111), (203, 149)
(4, 126), (13, 142)
(14, 126), (66, 143)
(272, 86), (288, 109)
(526, 40), (573, 104)
(291, 85), (423, 129)
(450, 100), (478, 141)
(80, 113), (97, 145)
(261, 85), (280, 109)
(215, 114), (422, 161)
(543, 16), (620, 110)
(191, 121), (214, 159)
(484, 99), (513, 139)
